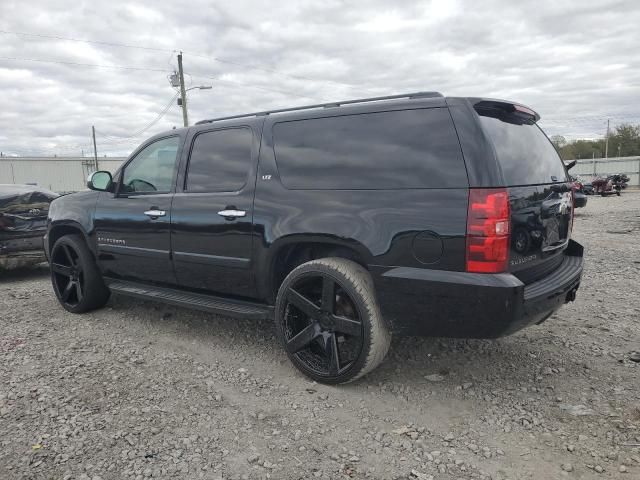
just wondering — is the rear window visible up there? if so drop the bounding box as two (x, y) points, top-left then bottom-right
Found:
(273, 108), (467, 189)
(477, 111), (567, 186)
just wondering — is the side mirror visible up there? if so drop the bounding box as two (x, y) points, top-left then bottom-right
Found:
(564, 160), (577, 171)
(87, 171), (113, 191)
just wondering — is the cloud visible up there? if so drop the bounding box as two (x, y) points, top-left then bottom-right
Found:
(0, 0), (638, 156)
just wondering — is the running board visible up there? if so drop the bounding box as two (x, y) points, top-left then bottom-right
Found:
(106, 279), (273, 320)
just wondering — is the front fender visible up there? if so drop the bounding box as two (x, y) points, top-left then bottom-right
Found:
(47, 190), (101, 256)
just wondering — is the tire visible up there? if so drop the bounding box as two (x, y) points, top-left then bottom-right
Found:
(50, 234), (110, 313)
(275, 258), (391, 384)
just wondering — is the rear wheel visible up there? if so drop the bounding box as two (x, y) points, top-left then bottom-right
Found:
(50, 234), (110, 313)
(275, 258), (391, 384)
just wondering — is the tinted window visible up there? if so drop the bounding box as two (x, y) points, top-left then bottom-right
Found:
(186, 128), (252, 192)
(273, 108), (467, 189)
(478, 114), (567, 186)
(122, 137), (179, 193)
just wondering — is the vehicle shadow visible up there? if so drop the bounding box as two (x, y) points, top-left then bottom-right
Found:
(106, 294), (560, 389)
(371, 334), (547, 385)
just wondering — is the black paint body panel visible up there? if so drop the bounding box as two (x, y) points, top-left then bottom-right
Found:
(169, 122), (263, 297)
(372, 240), (583, 337)
(94, 192), (175, 284)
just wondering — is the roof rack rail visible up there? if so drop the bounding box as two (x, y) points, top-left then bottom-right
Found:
(195, 91), (443, 125)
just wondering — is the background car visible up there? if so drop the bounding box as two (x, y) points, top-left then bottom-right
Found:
(0, 184), (58, 270)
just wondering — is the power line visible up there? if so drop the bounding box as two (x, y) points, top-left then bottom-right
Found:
(0, 29), (369, 93)
(0, 55), (319, 100)
(96, 93), (180, 144)
(189, 73), (316, 100)
(186, 51), (371, 93)
(0, 29), (172, 53)
(21, 95), (180, 153)
(0, 56), (171, 72)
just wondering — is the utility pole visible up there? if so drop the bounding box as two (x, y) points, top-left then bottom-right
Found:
(92, 125), (99, 171)
(177, 52), (189, 127)
(604, 118), (610, 159)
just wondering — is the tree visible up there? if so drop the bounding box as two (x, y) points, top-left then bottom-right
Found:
(611, 124), (640, 157)
(550, 135), (567, 149)
(552, 123), (640, 159)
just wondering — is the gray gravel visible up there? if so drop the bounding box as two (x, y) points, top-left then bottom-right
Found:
(1, 193), (639, 480)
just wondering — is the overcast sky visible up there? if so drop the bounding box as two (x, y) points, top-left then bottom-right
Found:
(1, 0), (639, 157)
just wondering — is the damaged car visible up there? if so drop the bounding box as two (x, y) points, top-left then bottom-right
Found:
(0, 184), (58, 270)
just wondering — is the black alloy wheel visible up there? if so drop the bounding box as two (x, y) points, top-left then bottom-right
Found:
(276, 258), (391, 384)
(50, 234), (110, 313)
(51, 242), (85, 308)
(284, 273), (363, 376)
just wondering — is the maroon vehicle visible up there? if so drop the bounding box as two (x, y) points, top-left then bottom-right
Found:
(592, 175), (622, 196)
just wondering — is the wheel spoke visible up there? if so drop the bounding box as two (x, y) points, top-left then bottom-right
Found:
(331, 315), (362, 337)
(287, 323), (319, 354)
(321, 277), (335, 313)
(61, 245), (75, 266)
(324, 333), (340, 375)
(61, 281), (74, 302)
(51, 263), (72, 277)
(287, 288), (321, 319)
(75, 281), (83, 302)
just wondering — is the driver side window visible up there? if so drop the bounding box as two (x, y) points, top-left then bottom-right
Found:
(121, 137), (180, 193)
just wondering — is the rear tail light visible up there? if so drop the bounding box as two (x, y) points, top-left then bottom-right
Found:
(466, 188), (510, 273)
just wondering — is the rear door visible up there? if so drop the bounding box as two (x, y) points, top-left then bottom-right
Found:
(170, 126), (258, 297)
(474, 101), (572, 282)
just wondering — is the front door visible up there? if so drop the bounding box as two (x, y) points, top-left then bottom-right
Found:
(94, 135), (182, 284)
(171, 126), (257, 297)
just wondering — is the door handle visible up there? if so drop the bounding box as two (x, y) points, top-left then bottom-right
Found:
(217, 209), (246, 219)
(144, 209), (166, 218)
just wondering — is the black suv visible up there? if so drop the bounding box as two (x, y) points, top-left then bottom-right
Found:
(46, 92), (583, 384)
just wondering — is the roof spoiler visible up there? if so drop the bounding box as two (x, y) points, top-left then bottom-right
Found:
(473, 100), (541, 123)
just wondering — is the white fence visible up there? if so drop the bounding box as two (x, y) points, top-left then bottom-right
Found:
(0, 157), (125, 192)
(570, 156), (640, 187)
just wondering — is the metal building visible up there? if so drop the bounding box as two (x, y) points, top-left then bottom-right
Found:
(0, 157), (125, 192)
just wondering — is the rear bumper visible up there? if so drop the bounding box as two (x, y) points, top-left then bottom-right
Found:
(371, 239), (584, 338)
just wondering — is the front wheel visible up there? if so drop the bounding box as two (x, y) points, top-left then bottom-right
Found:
(50, 234), (110, 313)
(275, 258), (391, 384)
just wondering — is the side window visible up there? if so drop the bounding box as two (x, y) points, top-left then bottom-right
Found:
(273, 108), (467, 189)
(185, 128), (252, 193)
(121, 137), (180, 193)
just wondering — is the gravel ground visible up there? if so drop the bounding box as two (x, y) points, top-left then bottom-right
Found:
(1, 193), (639, 480)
